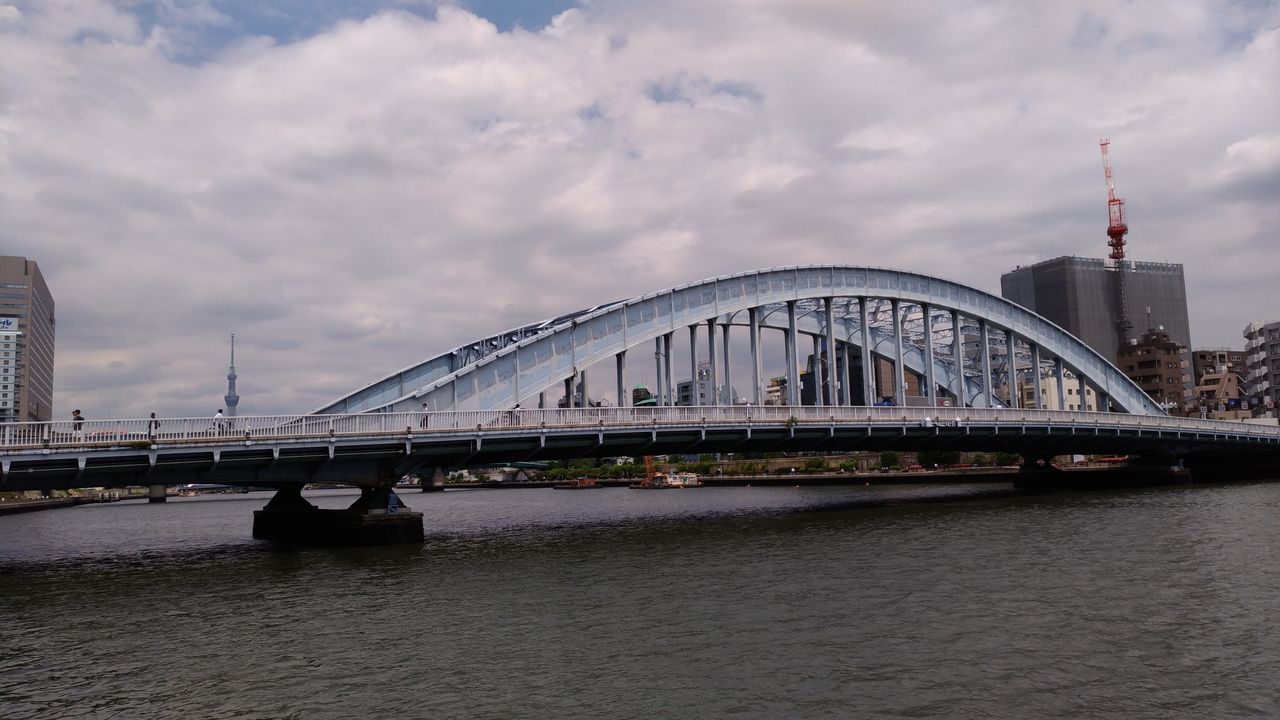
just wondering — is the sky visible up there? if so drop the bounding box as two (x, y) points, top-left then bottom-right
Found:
(2, 0), (1277, 420)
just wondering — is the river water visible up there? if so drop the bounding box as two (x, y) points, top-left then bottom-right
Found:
(3, 481), (1280, 719)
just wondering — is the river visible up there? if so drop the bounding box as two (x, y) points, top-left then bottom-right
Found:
(2, 481), (1280, 719)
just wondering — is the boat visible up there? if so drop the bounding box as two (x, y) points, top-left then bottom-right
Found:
(629, 472), (703, 489)
(553, 476), (602, 490)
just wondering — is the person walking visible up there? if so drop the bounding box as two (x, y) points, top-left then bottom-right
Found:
(419, 402), (429, 429)
(214, 408), (224, 434)
(72, 409), (85, 441)
(148, 412), (160, 439)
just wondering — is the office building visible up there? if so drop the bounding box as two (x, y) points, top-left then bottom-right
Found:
(1243, 321), (1280, 417)
(0, 256), (55, 422)
(1000, 256), (1191, 363)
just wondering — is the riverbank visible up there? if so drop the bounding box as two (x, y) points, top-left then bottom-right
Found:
(0, 492), (138, 515)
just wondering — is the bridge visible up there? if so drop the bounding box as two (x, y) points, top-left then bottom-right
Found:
(4, 265), (1277, 543)
(2, 407), (1278, 494)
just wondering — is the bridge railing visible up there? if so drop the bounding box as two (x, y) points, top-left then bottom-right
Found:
(2, 406), (1278, 452)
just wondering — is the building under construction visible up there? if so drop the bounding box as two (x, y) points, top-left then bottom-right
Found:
(1000, 256), (1191, 363)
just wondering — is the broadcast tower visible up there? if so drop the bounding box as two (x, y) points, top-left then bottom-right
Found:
(224, 333), (240, 417)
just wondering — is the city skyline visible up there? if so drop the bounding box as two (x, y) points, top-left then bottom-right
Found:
(2, 0), (1276, 419)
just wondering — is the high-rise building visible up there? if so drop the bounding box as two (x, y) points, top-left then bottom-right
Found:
(1242, 321), (1280, 417)
(0, 256), (55, 422)
(1000, 256), (1191, 363)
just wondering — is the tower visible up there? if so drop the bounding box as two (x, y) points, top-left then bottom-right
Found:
(224, 333), (240, 417)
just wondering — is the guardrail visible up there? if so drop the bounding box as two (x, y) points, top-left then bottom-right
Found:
(3, 406), (1278, 452)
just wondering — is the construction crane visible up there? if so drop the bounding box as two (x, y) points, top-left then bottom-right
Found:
(1100, 139), (1133, 343)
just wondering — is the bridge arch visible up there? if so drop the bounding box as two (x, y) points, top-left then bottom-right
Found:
(317, 266), (1164, 416)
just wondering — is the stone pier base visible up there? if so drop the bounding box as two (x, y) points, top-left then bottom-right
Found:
(252, 508), (424, 545)
(252, 485), (424, 546)
(148, 484), (167, 503)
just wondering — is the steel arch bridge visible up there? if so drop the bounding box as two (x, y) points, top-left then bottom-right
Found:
(318, 266), (1164, 418)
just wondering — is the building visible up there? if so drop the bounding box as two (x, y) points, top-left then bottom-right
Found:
(1191, 347), (1247, 386)
(0, 256), (55, 422)
(1115, 327), (1192, 415)
(1000, 256), (1191, 363)
(1018, 371), (1097, 411)
(1191, 368), (1249, 420)
(1243, 321), (1280, 418)
(764, 377), (786, 406)
(676, 361), (737, 406)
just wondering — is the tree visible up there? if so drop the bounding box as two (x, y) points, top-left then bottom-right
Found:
(879, 451), (900, 469)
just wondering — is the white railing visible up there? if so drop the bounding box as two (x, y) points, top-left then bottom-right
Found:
(2, 406), (1278, 452)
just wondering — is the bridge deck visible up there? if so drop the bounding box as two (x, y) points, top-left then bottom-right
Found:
(3, 408), (1277, 492)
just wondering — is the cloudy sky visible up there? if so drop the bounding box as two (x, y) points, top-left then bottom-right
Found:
(3, 0), (1277, 419)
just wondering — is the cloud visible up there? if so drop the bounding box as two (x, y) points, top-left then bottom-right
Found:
(1, 0), (1277, 418)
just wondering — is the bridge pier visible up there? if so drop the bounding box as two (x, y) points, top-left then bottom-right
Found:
(147, 484), (167, 503)
(421, 467), (446, 492)
(253, 484), (424, 546)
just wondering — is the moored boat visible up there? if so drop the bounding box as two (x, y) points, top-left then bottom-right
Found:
(553, 476), (602, 490)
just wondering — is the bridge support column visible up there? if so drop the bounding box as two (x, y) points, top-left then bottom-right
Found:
(749, 307), (762, 405)
(721, 323), (732, 405)
(1006, 330), (1019, 409)
(1055, 358), (1067, 411)
(860, 298), (875, 406)
(811, 334), (821, 405)
(421, 466), (446, 492)
(950, 309), (963, 407)
(1031, 344), (1043, 410)
(616, 351), (627, 407)
(892, 299), (906, 406)
(689, 324), (700, 406)
(1078, 374), (1088, 411)
(148, 484), (167, 503)
(922, 304), (935, 407)
(823, 297), (836, 405)
(706, 319), (718, 406)
(786, 301), (799, 405)
(254, 484), (424, 546)
(654, 337), (663, 406)
(841, 341), (853, 406)
(663, 332), (674, 406)
(979, 319), (992, 408)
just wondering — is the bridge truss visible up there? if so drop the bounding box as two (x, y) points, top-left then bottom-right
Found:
(319, 266), (1164, 417)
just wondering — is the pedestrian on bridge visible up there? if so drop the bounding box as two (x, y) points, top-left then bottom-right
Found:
(214, 409), (224, 434)
(420, 402), (430, 429)
(72, 409), (84, 441)
(148, 413), (160, 439)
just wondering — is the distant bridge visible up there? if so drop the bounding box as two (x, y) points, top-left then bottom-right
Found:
(2, 407), (1277, 492)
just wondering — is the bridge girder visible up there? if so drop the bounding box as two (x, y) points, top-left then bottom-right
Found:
(316, 266), (1164, 416)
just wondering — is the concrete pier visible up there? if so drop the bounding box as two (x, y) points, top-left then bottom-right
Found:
(147, 484), (167, 503)
(252, 485), (424, 546)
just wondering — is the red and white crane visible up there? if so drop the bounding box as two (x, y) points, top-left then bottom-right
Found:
(1100, 139), (1129, 265)
(1100, 139), (1133, 341)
